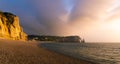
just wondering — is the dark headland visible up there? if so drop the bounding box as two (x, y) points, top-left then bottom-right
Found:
(28, 35), (85, 43)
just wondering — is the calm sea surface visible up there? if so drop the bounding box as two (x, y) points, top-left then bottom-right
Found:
(41, 43), (120, 64)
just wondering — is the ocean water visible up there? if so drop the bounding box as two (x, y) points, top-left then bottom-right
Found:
(41, 43), (120, 64)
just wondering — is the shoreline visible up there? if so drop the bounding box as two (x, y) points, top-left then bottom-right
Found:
(41, 45), (95, 64)
(40, 42), (96, 64)
(0, 39), (93, 64)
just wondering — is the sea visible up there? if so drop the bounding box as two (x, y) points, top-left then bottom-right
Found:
(41, 42), (120, 64)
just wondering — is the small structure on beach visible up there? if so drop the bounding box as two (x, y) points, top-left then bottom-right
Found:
(80, 39), (85, 43)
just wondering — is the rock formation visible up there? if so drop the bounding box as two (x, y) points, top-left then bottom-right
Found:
(0, 11), (27, 40)
(28, 35), (82, 43)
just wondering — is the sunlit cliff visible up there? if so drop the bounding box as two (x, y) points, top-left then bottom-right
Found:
(0, 11), (27, 40)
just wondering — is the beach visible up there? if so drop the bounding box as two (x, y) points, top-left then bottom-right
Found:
(0, 39), (92, 64)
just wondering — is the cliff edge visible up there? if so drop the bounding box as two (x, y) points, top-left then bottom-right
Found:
(0, 11), (27, 40)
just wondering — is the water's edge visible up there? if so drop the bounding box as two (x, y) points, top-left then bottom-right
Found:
(39, 43), (118, 64)
(40, 43), (99, 64)
(40, 44), (97, 64)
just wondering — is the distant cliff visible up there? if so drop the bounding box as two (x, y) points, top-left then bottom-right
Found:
(0, 11), (27, 40)
(28, 35), (84, 43)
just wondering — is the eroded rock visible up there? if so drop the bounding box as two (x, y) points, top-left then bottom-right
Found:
(0, 11), (27, 40)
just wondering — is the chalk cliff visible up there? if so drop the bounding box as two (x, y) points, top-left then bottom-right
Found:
(0, 11), (27, 40)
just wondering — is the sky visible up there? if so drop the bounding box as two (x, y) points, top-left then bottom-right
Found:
(0, 0), (120, 42)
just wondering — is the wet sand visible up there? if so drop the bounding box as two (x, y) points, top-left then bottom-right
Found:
(0, 39), (93, 64)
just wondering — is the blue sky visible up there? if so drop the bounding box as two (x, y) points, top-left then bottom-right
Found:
(63, 0), (74, 12)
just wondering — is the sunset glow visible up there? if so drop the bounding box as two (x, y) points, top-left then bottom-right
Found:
(110, 19), (120, 30)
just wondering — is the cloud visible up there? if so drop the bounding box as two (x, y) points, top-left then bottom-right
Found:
(69, 0), (114, 22)
(106, 6), (120, 22)
(0, 0), (68, 35)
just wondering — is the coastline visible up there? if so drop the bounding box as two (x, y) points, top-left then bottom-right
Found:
(0, 39), (93, 64)
(40, 42), (97, 64)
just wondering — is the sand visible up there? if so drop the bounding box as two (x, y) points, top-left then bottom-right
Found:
(0, 39), (93, 64)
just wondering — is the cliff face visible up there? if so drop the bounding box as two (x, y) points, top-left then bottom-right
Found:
(28, 35), (82, 43)
(0, 11), (27, 40)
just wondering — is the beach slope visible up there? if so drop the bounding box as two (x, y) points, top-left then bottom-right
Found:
(0, 39), (92, 64)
